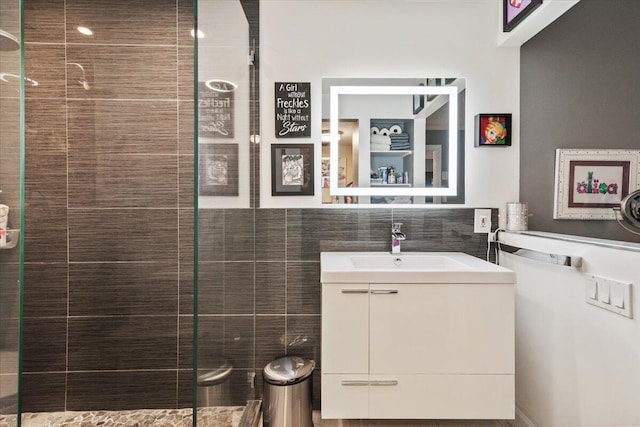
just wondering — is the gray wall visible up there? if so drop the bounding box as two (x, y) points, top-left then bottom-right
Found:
(520, 0), (640, 243)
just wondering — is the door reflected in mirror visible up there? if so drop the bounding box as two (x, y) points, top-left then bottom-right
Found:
(322, 78), (465, 205)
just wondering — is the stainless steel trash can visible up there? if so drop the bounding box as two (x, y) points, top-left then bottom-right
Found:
(197, 359), (233, 407)
(263, 356), (315, 427)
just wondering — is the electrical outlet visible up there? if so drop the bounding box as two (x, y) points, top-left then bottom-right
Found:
(474, 209), (492, 233)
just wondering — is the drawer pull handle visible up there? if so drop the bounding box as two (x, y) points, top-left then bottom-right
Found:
(341, 289), (369, 294)
(370, 380), (398, 386)
(370, 290), (398, 294)
(341, 380), (369, 386)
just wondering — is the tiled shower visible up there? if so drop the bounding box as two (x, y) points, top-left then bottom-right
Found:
(19, 0), (196, 412)
(4, 0), (497, 421)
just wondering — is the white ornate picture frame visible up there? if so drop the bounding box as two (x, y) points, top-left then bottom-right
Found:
(554, 149), (640, 220)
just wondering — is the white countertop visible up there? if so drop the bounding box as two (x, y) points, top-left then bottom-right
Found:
(320, 251), (516, 284)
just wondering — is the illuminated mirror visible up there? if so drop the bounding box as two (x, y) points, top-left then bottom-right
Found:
(322, 78), (465, 205)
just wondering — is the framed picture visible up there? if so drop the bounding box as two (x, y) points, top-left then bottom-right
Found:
(275, 82), (311, 138)
(198, 82), (234, 138)
(271, 144), (315, 196)
(504, 0), (543, 32)
(321, 157), (330, 181)
(199, 143), (239, 196)
(474, 114), (512, 147)
(413, 84), (424, 115)
(338, 157), (347, 187)
(554, 149), (640, 220)
(426, 79), (438, 102)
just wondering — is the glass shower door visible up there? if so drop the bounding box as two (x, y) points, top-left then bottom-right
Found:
(195, 0), (258, 425)
(0, 0), (24, 424)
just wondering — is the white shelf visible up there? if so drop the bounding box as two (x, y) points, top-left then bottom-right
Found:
(371, 150), (412, 158)
(371, 183), (412, 187)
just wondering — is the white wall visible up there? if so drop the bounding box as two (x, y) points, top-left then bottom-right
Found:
(198, 0), (250, 208)
(260, 0), (520, 208)
(499, 232), (640, 427)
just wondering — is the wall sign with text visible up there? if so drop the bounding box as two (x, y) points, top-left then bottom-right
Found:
(275, 82), (311, 138)
(199, 82), (234, 138)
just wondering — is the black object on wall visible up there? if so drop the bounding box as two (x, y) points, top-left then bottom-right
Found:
(520, 0), (640, 243)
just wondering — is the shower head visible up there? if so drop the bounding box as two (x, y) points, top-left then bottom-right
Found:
(0, 30), (20, 52)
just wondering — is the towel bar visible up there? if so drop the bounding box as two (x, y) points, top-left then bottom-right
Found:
(498, 242), (581, 267)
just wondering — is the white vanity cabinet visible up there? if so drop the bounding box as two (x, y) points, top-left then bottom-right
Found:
(321, 279), (515, 420)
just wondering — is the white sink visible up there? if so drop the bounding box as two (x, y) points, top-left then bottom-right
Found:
(321, 252), (515, 284)
(349, 253), (472, 271)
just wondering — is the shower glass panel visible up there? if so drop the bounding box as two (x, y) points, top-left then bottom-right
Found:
(195, 0), (258, 424)
(0, 0), (24, 423)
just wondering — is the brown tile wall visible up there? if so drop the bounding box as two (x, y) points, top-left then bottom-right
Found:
(21, 0), (195, 412)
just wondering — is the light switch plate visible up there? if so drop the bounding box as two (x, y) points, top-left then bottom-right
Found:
(474, 209), (492, 233)
(585, 275), (632, 318)
(597, 280), (610, 304)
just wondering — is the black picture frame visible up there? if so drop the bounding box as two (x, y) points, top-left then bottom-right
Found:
(274, 82), (311, 138)
(412, 86), (424, 115)
(198, 82), (234, 138)
(474, 114), (512, 147)
(271, 144), (315, 196)
(425, 79), (438, 102)
(199, 143), (239, 196)
(503, 0), (543, 32)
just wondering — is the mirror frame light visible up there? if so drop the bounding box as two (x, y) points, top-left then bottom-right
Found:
(329, 85), (458, 197)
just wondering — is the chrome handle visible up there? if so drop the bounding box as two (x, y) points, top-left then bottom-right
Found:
(341, 289), (369, 294)
(340, 380), (369, 386)
(370, 290), (398, 294)
(370, 380), (398, 386)
(499, 243), (581, 267)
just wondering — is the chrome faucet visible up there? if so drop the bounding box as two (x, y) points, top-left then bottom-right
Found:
(391, 223), (406, 254)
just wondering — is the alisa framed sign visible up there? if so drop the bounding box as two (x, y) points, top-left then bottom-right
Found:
(504, 0), (543, 32)
(553, 149), (640, 220)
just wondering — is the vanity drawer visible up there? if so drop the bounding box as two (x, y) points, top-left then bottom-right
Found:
(321, 374), (369, 419)
(368, 374), (514, 419)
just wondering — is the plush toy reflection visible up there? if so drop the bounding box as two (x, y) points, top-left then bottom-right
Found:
(370, 124), (402, 151)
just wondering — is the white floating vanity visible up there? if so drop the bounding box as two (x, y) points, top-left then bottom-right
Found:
(320, 252), (516, 420)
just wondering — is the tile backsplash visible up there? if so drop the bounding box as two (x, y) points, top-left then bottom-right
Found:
(192, 207), (497, 409)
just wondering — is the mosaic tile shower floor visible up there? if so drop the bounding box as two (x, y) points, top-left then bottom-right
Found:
(0, 406), (244, 427)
